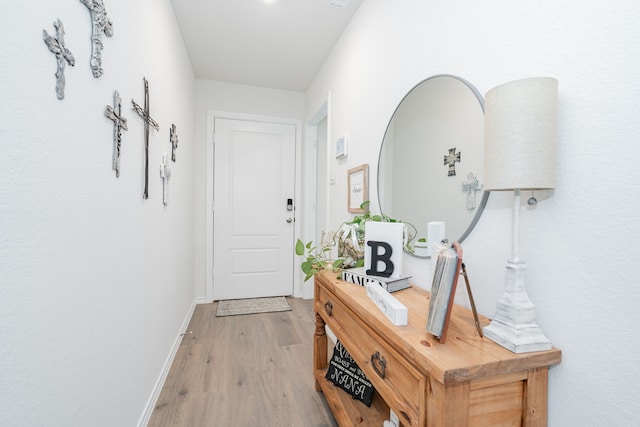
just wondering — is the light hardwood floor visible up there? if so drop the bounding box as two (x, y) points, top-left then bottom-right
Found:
(147, 298), (338, 427)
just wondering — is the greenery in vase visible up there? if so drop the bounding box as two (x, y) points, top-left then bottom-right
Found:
(295, 201), (417, 281)
(295, 231), (346, 282)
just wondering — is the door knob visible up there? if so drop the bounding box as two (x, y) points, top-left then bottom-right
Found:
(286, 217), (293, 223)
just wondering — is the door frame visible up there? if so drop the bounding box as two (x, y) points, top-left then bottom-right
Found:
(301, 93), (331, 299)
(206, 111), (302, 302)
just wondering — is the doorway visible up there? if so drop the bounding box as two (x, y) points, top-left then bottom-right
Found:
(300, 96), (330, 299)
(209, 115), (299, 301)
(315, 116), (328, 246)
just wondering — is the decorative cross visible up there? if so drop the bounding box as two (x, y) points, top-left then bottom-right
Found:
(462, 171), (483, 210)
(79, 0), (113, 78)
(170, 124), (179, 162)
(444, 147), (461, 176)
(104, 90), (128, 177)
(132, 77), (160, 199)
(43, 19), (75, 100)
(159, 153), (172, 206)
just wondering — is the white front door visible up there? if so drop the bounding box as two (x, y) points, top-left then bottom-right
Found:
(213, 118), (296, 300)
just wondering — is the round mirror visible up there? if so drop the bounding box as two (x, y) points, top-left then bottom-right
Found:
(377, 75), (488, 257)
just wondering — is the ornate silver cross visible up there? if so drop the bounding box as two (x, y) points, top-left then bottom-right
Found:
(170, 124), (179, 162)
(462, 171), (483, 210)
(105, 90), (128, 177)
(444, 147), (461, 176)
(159, 153), (172, 206)
(79, 0), (113, 78)
(132, 78), (160, 199)
(43, 19), (75, 99)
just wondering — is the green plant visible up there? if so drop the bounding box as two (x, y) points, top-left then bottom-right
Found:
(295, 231), (345, 282)
(295, 201), (417, 280)
(338, 201), (417, 257)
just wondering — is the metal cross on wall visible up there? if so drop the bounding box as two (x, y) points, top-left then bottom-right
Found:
(170, 124), (178, 162)
(105, 90), (128, 177)
(43, 19), (75, 100)
(79, 0), (113, 78)
(132, 77), (159, 199)
(444, 147), (461, 176)
(462, 171), (483, 211)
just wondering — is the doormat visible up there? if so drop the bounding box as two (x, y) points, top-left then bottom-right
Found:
(215, 296), (291, 317)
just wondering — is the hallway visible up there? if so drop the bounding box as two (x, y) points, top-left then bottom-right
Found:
(148, 298), (338, 426)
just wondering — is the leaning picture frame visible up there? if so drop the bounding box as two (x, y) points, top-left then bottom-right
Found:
(426, 242), (464, 343)
(348, 164), (368, 213)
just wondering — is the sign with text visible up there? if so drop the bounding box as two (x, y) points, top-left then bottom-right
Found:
(364, 221), (404, 278)
(325, 340), (375, 407)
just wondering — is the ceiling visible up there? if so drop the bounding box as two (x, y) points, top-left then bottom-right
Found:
(170, 0), (363, 92)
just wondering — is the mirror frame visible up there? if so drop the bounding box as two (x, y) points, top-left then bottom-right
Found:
(377, 74), (490, 254)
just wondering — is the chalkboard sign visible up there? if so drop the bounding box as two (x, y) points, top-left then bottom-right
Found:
(325, 340), (375, 407)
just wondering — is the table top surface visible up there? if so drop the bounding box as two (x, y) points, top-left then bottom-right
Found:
(315, 270), (562, 384)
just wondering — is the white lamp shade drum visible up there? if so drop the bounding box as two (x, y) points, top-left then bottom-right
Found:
(484, 77), (558, 192)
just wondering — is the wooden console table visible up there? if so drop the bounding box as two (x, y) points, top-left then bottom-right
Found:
(313, 270), (561, 427)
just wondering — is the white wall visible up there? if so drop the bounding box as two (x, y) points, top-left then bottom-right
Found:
(0, 1), (196, 426)
(193, 80), (306, 299)
(307, 1), (640, 425)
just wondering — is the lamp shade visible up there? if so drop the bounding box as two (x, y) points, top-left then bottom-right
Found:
(484, 77), (558, 191)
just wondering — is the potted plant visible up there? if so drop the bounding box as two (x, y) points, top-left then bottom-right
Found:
(295, 201), (417, 281)
(295, 231), (346, 282)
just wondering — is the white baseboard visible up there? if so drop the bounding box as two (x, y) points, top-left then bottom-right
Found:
(136, 299), (198, 427)
(194, 296), (210, 305)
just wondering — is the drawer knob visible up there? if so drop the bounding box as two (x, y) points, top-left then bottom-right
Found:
(324, 300), (333, 316)
(371, 351), (386, 379)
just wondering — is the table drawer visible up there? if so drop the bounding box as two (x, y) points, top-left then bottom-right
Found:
(317, 284), (425, 426)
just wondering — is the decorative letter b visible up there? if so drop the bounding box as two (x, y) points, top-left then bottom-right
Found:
(366, 241), (394, 277)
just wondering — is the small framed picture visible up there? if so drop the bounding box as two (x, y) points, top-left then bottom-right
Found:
(336, 134), (348, 159)
(348, 164), (368, 213)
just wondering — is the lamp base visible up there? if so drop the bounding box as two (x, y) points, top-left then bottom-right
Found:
(483, 259), (552, 353)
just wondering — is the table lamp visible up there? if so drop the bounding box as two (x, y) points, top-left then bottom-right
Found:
(482, 77), (558, 353)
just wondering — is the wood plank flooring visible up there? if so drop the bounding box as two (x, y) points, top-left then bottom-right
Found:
(147, 298), (338, 427)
